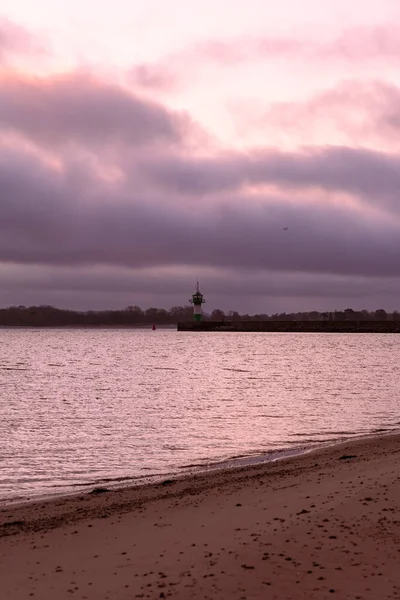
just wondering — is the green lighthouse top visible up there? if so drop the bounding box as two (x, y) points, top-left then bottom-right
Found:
(189, 280), (205, 305)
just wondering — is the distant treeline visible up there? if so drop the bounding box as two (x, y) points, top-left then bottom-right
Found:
(0, 305), (399, 327)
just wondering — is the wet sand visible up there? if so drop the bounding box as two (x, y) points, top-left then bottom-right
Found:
(1, 434), (400, 599)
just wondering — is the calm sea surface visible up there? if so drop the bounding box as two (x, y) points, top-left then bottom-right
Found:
(1, 329), (399, 503)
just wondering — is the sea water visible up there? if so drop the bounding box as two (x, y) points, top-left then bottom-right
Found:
(1, 329), (399, 502)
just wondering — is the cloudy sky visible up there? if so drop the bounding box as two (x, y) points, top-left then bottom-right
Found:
(1, 0), (400, 313)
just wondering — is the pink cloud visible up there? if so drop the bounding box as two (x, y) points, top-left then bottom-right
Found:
(120, 24), (400, 103)
(128, 24), (400, 95)
(0, 17), (48, 63)
(128, 64), (178, 91)
(230, 80), (400, 149)
(331, 25), (400, 60)
(198, 24), (400, 64)
(197, 37), (313, 64)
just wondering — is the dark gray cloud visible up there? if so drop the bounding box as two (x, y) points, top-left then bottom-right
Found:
(1, 263), (400, 313)
(137, 146), (400, 211)
(1, 142), (400, 281)
(2, 263), (398, 299)
(0, 73), (191, 148)
(1, 65), (400, 310)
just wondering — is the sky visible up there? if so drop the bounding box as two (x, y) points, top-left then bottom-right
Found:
(1, 0), (400, 313)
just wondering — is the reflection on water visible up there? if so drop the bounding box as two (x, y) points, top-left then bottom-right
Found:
(0, 329), (399, 501)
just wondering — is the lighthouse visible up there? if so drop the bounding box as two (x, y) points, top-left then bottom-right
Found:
(189, 280), (205, 322)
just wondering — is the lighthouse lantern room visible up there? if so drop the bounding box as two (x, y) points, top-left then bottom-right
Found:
(189, 281), (205, 322)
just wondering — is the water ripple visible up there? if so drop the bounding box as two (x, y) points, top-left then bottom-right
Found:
(0, 329), (400, 501)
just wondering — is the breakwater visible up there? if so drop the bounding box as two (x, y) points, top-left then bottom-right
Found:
(177, 320), (400, 333)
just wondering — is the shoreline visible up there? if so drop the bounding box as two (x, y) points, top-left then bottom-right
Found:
(1, 433), (400, 598)
(0, 442), (311, 508)
(1, 427), (398, 510)
(1, 430), (399, 533)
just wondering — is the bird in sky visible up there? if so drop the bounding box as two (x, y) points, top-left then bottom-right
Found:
(282, 227), (289, 231)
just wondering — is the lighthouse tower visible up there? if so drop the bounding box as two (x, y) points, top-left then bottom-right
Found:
(189, 280), (205, 322)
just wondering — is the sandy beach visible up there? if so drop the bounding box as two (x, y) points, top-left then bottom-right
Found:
(1, 434), (400, 600)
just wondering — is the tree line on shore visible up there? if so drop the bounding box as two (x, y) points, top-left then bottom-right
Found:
(0, 305), (399, 326)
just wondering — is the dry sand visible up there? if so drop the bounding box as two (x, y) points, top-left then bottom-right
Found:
(1, 434), (400, 599)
